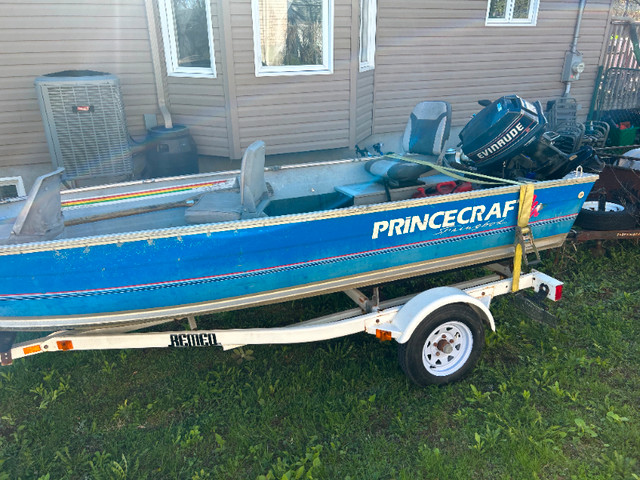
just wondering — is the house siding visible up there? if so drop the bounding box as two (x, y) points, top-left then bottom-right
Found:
(0, 0), (159, 183)
(227, 0), (353, 155)
(0, 0), (614, 184)
(164, 0), (230, 157)
(373, 0), (613, 135)
(356, 69), (375, 142)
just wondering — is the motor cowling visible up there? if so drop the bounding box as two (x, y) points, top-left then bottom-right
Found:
(459, 95), (547, 174)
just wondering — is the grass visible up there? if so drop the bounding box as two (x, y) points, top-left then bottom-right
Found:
(0, 242), (639, 479)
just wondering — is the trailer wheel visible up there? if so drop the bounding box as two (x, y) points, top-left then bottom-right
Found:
(398, 304), (484, 386)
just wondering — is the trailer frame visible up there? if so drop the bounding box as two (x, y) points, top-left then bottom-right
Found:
(2, 267), (563, 385)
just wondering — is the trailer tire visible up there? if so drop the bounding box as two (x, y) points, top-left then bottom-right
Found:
(575, 201), (636, 231)
(398, 304), (484, 386)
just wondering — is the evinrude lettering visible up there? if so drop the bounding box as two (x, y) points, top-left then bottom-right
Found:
(477, 124), (525, 159)
(169, 333), (218, 348)
(371, 200), (518, 239)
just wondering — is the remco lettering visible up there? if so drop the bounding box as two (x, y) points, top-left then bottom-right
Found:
(169, 333), (218, 348)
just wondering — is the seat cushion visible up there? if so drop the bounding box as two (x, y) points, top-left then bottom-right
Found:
(365, 156), (434, 184)
(185, 191), (242, 224)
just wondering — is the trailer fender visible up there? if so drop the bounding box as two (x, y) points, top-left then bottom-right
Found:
(394, 287), (495, 344)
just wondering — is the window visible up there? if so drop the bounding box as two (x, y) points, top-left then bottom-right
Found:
(359, 0), (376, 71)
(158, 0), (216, 78)
(252, 0), (334, 76)
(485, 0), (540, 26)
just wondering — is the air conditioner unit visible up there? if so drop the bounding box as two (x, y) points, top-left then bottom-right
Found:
(34, 70), (133, 183)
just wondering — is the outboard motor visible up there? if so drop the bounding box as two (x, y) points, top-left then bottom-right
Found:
(460, 95), (547, 173)
(458, 94), (602, 180)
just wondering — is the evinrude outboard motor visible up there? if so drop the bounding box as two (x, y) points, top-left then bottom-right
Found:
(458, 95), (602, 180)
(460, 95), (547, 171)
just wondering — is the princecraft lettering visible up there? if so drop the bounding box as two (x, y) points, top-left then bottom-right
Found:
(476, 123), (524, 159)
(372, 200), (518, 239)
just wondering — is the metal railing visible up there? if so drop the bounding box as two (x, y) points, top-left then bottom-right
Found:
(602, 19), (640, 71)
(590, 20), (640, 121)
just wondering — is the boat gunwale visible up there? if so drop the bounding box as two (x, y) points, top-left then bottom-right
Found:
(0, 173), (597, 256)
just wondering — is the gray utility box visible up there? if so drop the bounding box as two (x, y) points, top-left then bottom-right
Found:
(35, 70), (133, 182)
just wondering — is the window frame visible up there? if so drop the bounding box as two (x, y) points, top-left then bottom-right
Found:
(359, 0), (377, 72)
(485, 0), (540, 26)
(158, 0), (217, 78)
(251, 0), (334, 77)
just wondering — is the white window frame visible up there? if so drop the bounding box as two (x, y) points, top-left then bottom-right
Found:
(251, 0), (334, 77)
(485, 0), (540, 26)
(158, 0), (217, 78)
(359, 0), (377, 72)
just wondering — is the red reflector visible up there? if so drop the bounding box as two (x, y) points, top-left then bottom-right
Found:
(555, 284), (563, 300)
(376, 329), (393, 342)
(57, 340), (74, 351)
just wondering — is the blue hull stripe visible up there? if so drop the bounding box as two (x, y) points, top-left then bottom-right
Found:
(0, 214), (574, 303)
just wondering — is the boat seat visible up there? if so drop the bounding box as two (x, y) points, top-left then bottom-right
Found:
(1, 168), (65, 244)
(366, 101), (451, 186)
(185, 141), (269, 224)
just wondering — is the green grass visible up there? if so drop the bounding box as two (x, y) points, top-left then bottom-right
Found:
(1, 242), (639, 479)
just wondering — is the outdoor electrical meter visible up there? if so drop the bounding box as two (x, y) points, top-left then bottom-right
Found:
(562, 50), (585, 82)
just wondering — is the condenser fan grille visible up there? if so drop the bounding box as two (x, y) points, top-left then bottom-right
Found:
(35, 72), (133, 181)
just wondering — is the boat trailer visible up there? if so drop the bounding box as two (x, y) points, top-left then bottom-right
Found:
(2, 267), (562, 386)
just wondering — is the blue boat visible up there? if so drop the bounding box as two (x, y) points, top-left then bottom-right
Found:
(0, 139), (596, 332)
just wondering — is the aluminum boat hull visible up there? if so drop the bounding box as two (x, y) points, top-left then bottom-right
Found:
(0, 162), (596, 331)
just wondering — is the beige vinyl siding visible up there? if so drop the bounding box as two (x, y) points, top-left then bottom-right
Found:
(165, 0), (230, 157)
(356, 69), (374, 142)
(373, 0), (612, 135)
(0, 0), (615, 182)
(0, 0), (159, 183)
(227, 0), (353, 155)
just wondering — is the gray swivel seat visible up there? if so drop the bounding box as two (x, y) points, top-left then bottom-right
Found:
(366, 101), (451, 186)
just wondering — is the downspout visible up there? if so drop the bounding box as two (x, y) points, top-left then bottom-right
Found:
(563, 0), (588, 96)
(144, 0), (173, 129)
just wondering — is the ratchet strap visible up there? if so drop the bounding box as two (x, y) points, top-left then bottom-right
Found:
(384, 153), (524, 186)
(512, 183), (540, 292)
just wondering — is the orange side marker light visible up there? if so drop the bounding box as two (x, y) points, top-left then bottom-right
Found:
(23, 345), (41, 355)
(56, 340), (74, 351)
(376, 329), (393, 342)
